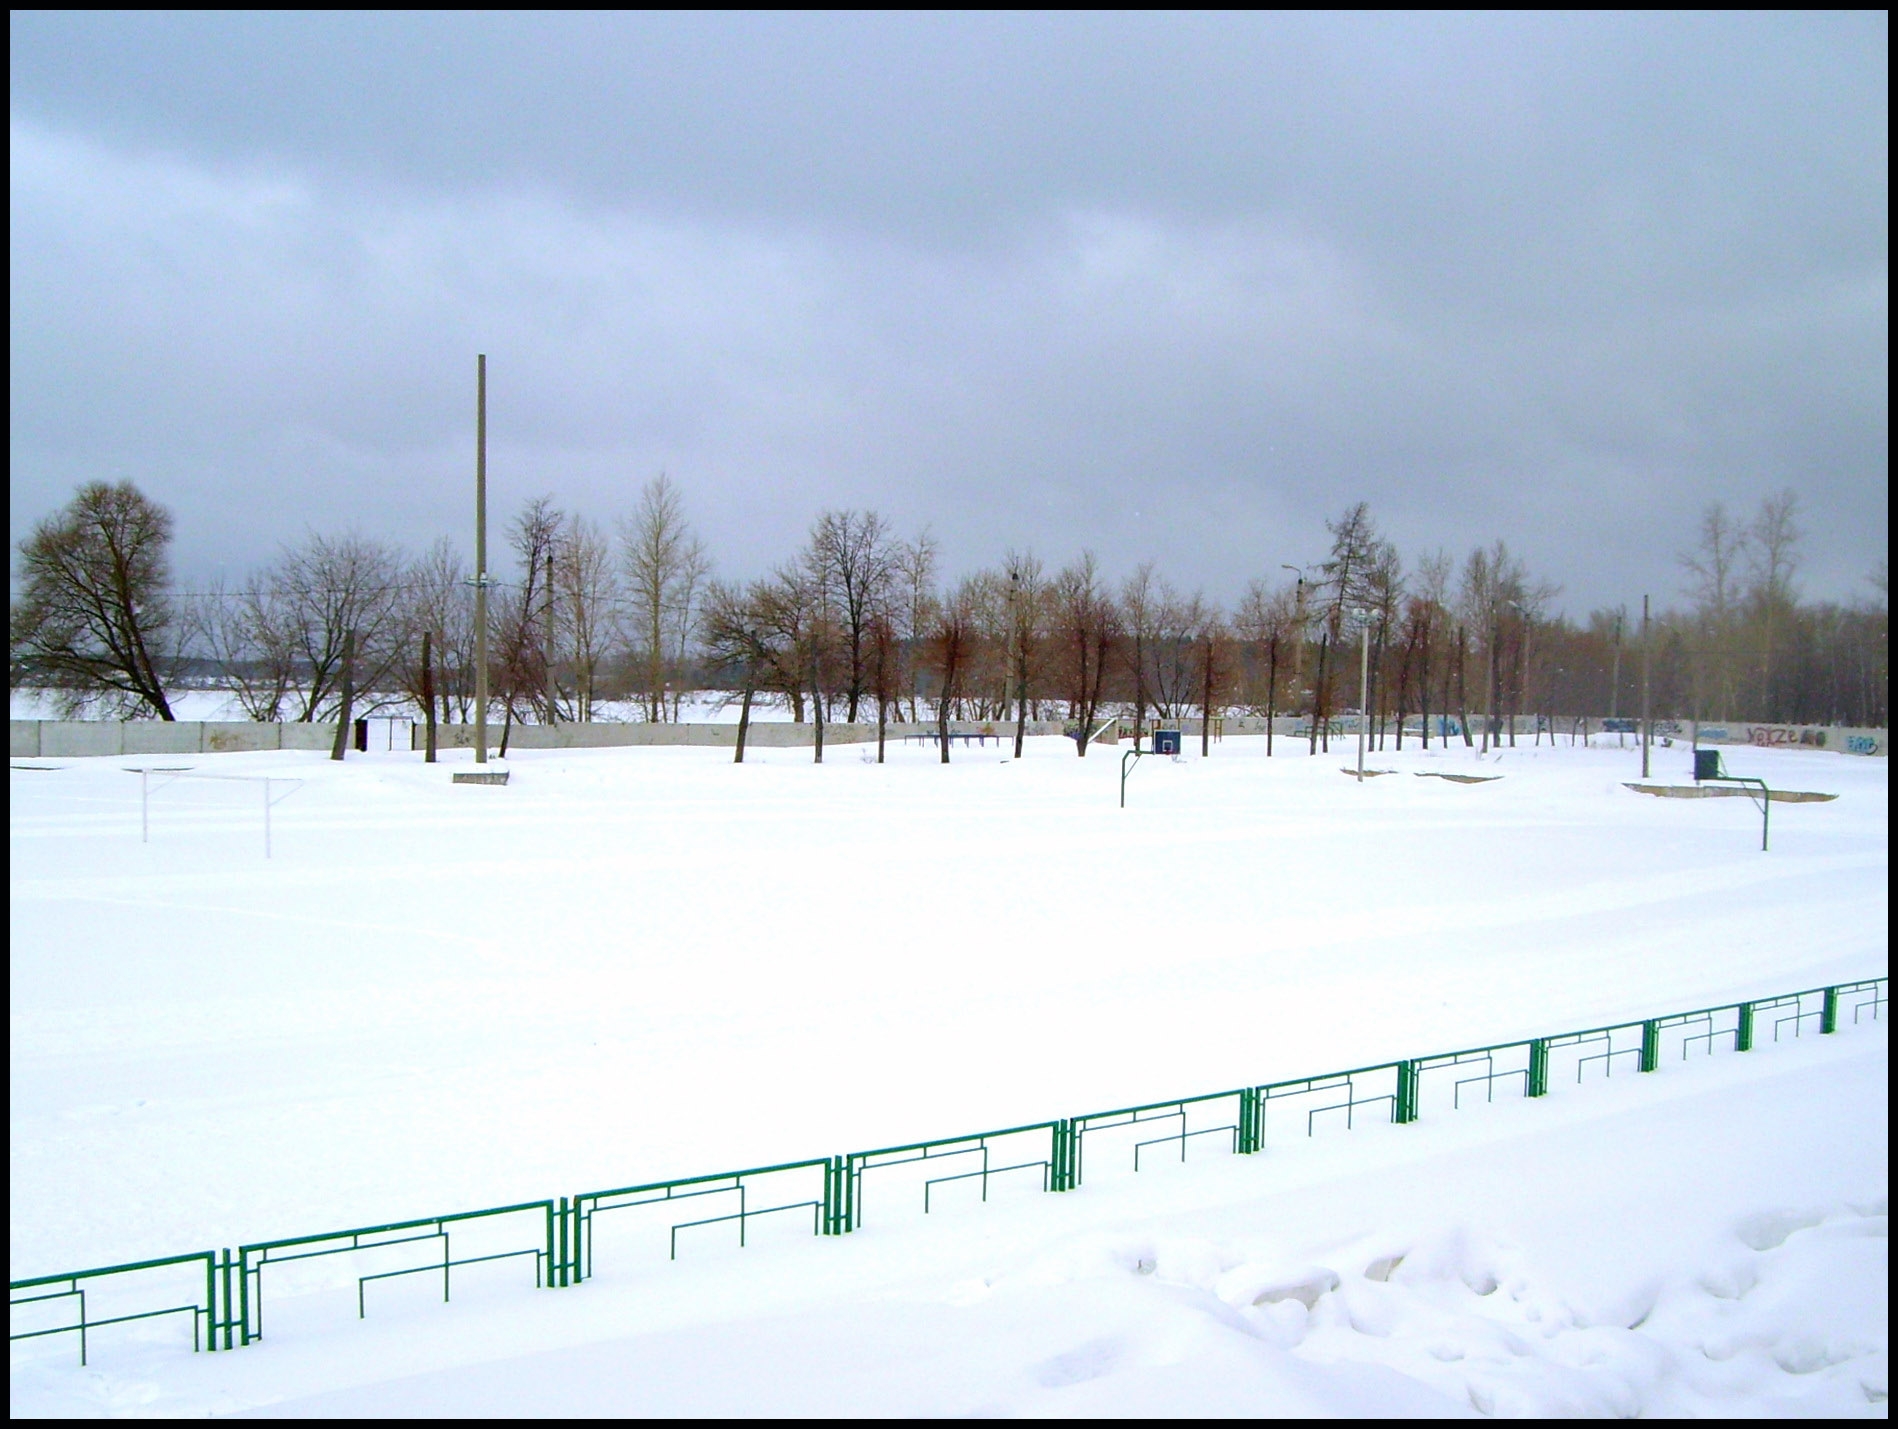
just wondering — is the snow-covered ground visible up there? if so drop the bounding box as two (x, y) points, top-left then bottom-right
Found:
(10, 734), (1887, 1416)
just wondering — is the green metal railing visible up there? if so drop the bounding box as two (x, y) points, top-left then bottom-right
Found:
(12, 975), (1885, 1366)
(237, 1200), (553, 1346)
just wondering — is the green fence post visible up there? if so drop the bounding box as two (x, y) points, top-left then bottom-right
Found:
(239, 1248), (251, 1346)
(1237, 1088), (1261, 1154)
(1736, 1002), (1754, 1052)
(561, 1191), (576, 1282)
(221, 1248), (234, 1349)
(1527, 1039), (1549, 1097)
(1640, 1020), (1660, 1073)
(1821, 987), (1839, 1035)
(1052, 1119), (1079, 1191)
(1394, 1061), (1417, 1123)
(826, 1156), (856, 1234)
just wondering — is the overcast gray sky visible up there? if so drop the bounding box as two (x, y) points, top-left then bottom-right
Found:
(9, 12), (1888, 616)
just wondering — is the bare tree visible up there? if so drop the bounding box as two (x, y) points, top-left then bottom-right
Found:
(750, 561), (818, 722)
(1194, 609), (1233, 756)
(1148, 584), (1209, 720)
(1119, 561), (1161, 740)
(404, 538), (475, 722)
(193, 573), (297, 721)
(1747, 490), (1801, 718)
(557, 515), (618, 722)
(895, 531), (939, 722)
(929, 577), (979, 762)
(1233, 577), (1301, 751)
(1411, 550), (1452, 747)
(1052, 551), (1117, 756)
(700, 577), (781, 763)
(807, 509), (898, 722)
(667, 536), (711, 722)
(1362, 544), (1404, 749)
(12, 481), (179, 718)
(1679, 503), (1748, 720)
(620, 474), (707, 721)
(869, 606), (900, 761)
(1002, 548), (1046, 757)
(1311, 503), (1390, 752)
(1460, 546), (1497, 751)
(496, 497), (564, 748)
(261, 532), (411, 722)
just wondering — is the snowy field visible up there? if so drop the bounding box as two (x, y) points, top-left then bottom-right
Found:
(10, 733), (1888, 1416)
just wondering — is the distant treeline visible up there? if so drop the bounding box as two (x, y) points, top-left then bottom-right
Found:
(10, 481), (1888, 742)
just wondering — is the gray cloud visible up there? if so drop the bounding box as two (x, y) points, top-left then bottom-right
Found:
(9, 12), (1887, 613)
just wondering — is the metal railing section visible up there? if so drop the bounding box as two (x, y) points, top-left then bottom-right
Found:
(12, 976), (1885, 1366)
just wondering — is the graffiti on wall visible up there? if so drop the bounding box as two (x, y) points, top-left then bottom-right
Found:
(1750, 726), (1829, 749)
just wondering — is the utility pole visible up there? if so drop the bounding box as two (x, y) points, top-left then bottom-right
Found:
(1640, 594), (1652, 780)
(474, 354), (491, 766)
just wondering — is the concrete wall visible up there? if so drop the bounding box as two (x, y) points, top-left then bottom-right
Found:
(11, 721), (341, 758)
(1684, 722), (1886, 757)
(14, 715), (1885, 760)
(415, 719), (1072, 751)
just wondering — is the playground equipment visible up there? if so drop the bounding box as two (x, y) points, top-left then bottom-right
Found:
(1694, 748), (1771, 851)
(1120, 730), (1182, 807)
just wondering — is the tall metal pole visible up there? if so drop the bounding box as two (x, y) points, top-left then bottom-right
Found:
(1640, 594), (1651, 780)
(475, 355), (490, 766)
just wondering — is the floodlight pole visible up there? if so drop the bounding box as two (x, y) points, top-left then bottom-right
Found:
(475, 355), (490, 766)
